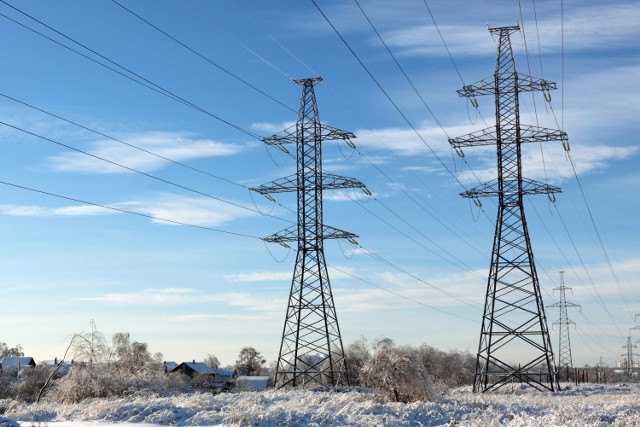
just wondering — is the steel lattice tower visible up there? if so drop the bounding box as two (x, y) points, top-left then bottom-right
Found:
(622, 336), (638, 377)
(252, 77), (366, 388)
(548, 271), (580, 379)
(449, 26), (567, 392)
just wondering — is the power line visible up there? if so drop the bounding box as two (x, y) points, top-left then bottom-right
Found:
(0, 91), (297, 218)
(341, 189), (486, 276)
(330, 264), (478, 323)
(110, 0), (295, 114)
(0, 180), (260, 239)
(309, 0), (472, 194)
(0, 1), (261, 140)
(0, 92), (242, 189)
(358, 244), (481, 309)
(0, 120), (293, 225)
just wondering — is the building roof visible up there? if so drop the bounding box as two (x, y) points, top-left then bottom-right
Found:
(170, 361), (217, 375)
(163, 361), (178, 372)
(0, 357), (36, 370)
(236, 376), (271, 391)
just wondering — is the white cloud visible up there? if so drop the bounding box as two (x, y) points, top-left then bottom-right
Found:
(74, 287), (283, 312)
(379, 2), (640, 58)
(537, 2), (640, 52)
(0, 204), (114, 217)
(250, 121), (295, 134)
(224, 271), (292, 282)
(0, 193), (256, 227)
(48, 131), (242, 174)
(117, 193), (257, 227)
(355, 122), (475, 157)
(456, 142), (638, 185)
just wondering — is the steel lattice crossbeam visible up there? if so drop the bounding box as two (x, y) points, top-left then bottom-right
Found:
(449, 26), (566, 392)
(252, 77), (366, 388)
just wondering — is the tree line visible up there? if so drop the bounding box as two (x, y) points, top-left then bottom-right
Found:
(1, 322), (480, 404)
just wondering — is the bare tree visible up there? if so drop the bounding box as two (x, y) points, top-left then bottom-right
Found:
(344, 336), (371, 386)
(204, 354), (220, 369)
(69, 320), (109, 366)
(235, 347), (266, 376)
(0, 342), (24, 358)
(361, 344), (437, 403)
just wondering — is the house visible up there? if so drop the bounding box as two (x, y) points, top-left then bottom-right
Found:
(168, 362), (237, 387)
(0, 357), (36, 373)
(42, 359), (73, 377)
(169, 361), (217, 378)
(235, 375), (271, 391)
(216, 368), (237, 387)
(163, 361), (178, 373)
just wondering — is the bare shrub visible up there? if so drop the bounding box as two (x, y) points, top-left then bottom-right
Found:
(361, 344), (437, 403)
(15, 365), (51, 402)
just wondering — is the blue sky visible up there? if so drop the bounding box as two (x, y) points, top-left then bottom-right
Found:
(0, 0), (638, 368)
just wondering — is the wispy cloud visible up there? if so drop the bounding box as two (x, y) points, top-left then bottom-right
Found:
(74, 287), (283, 312)
(355, 122), (475, 157)
(224, 271), (291, 282)
(456, 142), (638, 184)
(119, 193), (256, 227)
(0, 204), (115, 217)
(379, 2), (640, 58)
(0, 193), (256, 227)
(47, 131), (242, 174)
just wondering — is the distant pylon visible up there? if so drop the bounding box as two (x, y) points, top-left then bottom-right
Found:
(449, 26), (567, 392)
(548, 271), (580, 380)
(622, 336), (638, 376)
(251, 77), (367, 388)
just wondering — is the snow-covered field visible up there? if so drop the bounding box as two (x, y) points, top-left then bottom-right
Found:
(2, 383), (640, 426)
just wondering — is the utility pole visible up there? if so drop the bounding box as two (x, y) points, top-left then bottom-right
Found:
(548, 271), (580, 381)
(252, 77), (367, 388)
(449, 26), (567, 392)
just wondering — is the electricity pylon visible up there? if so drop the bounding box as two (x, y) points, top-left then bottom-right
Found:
(449, 26), (567, 392)
(622, 336), (638, 377)
(548, 271), (580, 380)
(251, 77), (366, 388)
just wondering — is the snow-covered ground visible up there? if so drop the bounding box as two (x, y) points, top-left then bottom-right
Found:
(2, 383), (639, 426)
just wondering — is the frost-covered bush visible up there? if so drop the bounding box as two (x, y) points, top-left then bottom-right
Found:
(344, 337), (370, 387)
(415, 344), (475, 391)
(14, 365), (51, 402)
(0, 372), (17, 399)
(51, 363), (188, 403)
(360, 344), (437, 403)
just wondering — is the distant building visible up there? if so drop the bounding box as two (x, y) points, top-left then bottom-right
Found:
(168, 361), (237, 387)
(41, 359), (74, 377)
(163, 361), (178, 373)
(169, 361), (217, 378)
(0, 357), (36, 373)
(615, 360), (640, 369)
(235, 376), (271, 391)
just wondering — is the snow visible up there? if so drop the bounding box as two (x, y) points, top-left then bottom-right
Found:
(2, 383), (640, 426)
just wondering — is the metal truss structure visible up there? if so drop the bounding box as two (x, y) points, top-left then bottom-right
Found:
(449, 26), (567, 392)
(252, 77), (365, 388)
(548, 271), (580, 380)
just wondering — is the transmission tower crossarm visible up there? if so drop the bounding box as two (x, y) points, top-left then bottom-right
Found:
(457, 75), (558, 98)
(250, 174), (298, 194)
(262, 124), (356, 146)
(461, 178), (561, 199)
(450, 125), (567, 148)
(263, 224), (358, 244)
(321, 172), (366, 190)
(250, 172), (366, 195)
